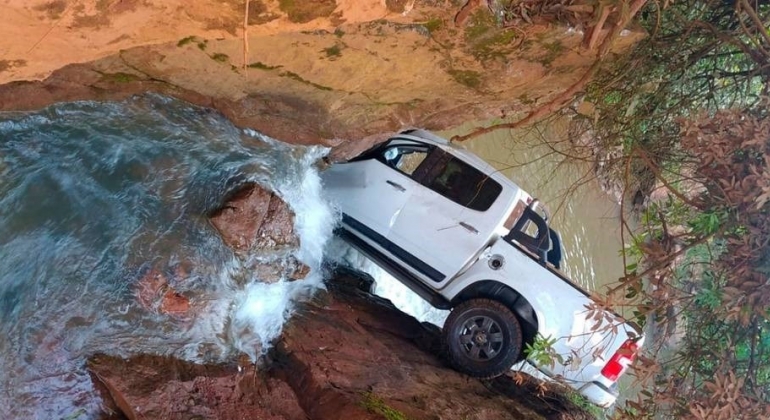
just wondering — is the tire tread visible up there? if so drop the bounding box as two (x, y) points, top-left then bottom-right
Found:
(442, 298), (523, 379)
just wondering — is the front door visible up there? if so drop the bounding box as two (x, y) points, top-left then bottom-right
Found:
(322, 140), (430, 244)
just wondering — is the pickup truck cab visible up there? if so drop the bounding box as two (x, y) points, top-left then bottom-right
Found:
(322, 129), (643, 407)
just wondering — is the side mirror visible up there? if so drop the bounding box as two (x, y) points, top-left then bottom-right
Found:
(383, 147), (399, 162)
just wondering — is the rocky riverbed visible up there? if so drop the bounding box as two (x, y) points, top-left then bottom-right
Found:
(89, 269), (594, 420)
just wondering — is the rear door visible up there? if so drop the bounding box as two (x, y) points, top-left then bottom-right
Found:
(388, 148), (506, 285)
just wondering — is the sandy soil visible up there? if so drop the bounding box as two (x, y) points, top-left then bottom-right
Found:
(0, 0), (644, 152)
(0, 0), (402, 84)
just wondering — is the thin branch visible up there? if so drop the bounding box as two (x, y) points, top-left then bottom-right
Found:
(28, 0), (77, 54)
(451, 60), (602, 142)
(243, 0), (250, 71)
(634, 147), (701, 207)
(605, 230), (717, 296)
(738, 0), (770, 56)
(452, 0), (650, 143)
(586, 5), (612, 51)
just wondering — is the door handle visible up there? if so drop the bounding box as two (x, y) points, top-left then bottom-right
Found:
(386, 180), (406, 192)
(459, 222), (478, 234)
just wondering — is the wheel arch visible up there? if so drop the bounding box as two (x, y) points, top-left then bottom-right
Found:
(450, 280), (540, 360)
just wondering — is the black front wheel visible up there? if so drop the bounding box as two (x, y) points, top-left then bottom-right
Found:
(443, 298), (523, 379)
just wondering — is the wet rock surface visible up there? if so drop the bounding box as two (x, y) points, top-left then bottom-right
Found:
(250, 257), (312, 284)
(209, 183), (299, 252)
(134, 267), (193, 318)
(88, 354), (306, 420)
(92, 270), (592, 420)
(132, 181), (306, 321)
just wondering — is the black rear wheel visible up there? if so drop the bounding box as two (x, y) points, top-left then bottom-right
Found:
(443, 298), (523, 379)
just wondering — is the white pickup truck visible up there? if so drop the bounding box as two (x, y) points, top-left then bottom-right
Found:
(322, 129), (643, 407)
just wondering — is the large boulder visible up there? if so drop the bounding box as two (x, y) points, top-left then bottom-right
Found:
(208, 183), (299, 252)
(207, 183), (309, 283)
(132, 183), (308, 318)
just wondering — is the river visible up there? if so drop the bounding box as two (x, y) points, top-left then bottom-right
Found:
(0, 94), (336, 419)
(0, 96), (628, 418)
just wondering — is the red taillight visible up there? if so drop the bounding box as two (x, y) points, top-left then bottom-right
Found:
(601, 340), (638, 382)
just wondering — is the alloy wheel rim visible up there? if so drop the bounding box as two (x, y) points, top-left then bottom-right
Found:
(458, 315), (504, 361)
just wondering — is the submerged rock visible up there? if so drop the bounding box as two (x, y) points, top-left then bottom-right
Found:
(97, 270), (593, 420)
(133, 182), (307, 320)
(134, 268), (192, 318)
(250, 256), (311, 284)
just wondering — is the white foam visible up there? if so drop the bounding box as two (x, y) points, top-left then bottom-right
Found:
(326, 238), (449, 327)
(227, 135), (338, 360)
(275, 146), (338, 273)
(217, 130), (443, 360)
(230, 280), (294, 360)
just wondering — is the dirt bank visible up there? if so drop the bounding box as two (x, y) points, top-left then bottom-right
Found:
(1, 1), (644, 154)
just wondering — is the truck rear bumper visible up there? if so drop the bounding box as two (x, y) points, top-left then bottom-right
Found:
(514, 361), (618, 408)
(577, 381), (618, 408)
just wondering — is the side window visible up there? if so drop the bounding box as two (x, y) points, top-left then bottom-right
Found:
(379, 145), (429, 176)
(423, 152), (502, 211)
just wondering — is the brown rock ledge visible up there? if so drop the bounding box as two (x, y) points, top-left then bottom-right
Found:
(90, 270), (593, 420)
(0, 3), (645, 157)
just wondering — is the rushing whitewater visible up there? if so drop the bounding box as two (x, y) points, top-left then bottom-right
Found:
(0, 94), (336, 418)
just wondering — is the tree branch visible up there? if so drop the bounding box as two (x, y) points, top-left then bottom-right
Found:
(451, 0), (650, 143)
(586, 5), (612, 51)
(738, 0), (770, 57)
(451, 60), (602, 142)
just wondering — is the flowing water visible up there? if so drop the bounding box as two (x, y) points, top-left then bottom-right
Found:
(0, 94), (336, 419)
